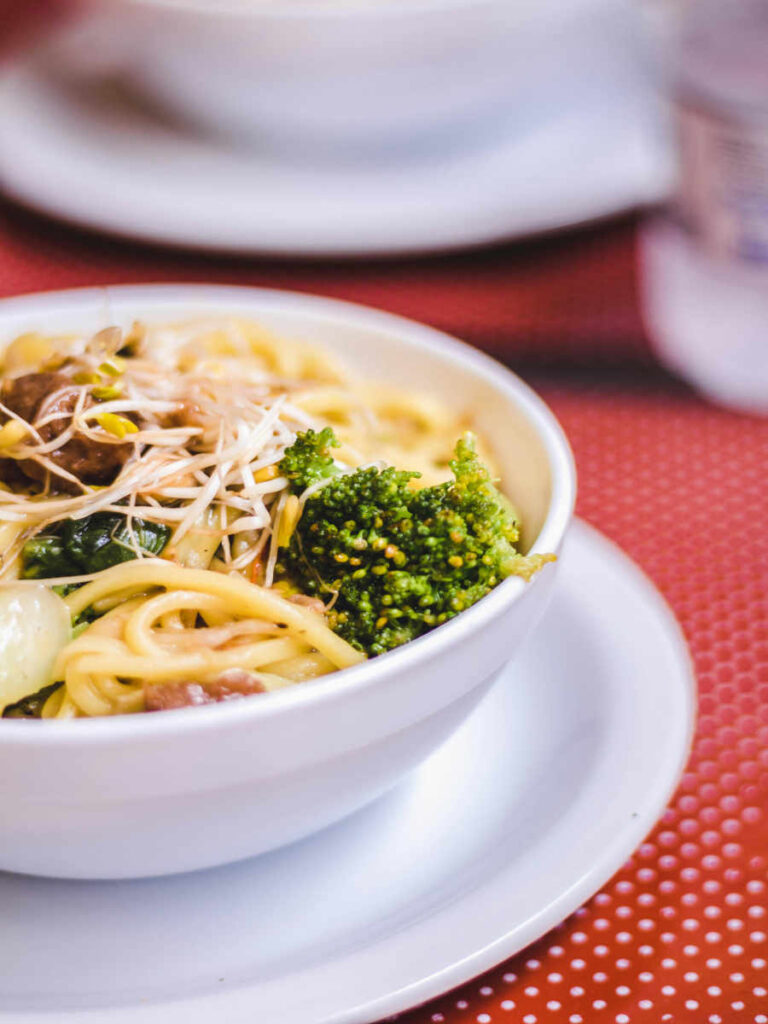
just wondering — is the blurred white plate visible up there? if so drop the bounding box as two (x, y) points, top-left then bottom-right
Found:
(0, 520), (694, 1024)
(0, 28), (671, 257)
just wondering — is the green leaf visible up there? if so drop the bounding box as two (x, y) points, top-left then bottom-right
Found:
(21, 512), (170, 580)
(21, 536), (80, 579)
(278, 427), (340, 491)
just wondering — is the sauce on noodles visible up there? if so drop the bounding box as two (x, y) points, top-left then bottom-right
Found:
(0, 317), (548, 719)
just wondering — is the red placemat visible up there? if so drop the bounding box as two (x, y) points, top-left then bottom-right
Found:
(0, 200), (766, 1023)
(0, 201), (653, 371)
(399, 379), (768, 1024)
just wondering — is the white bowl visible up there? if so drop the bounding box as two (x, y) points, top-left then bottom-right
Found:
(0, 285), (575, 879)
(68, 0), (599, 155)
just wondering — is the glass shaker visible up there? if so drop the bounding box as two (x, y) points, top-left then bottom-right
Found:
(640, 0), (768, 414)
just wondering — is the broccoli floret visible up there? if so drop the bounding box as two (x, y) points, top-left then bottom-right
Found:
(278, 427), (340, 490)
(277, 430), (553, 656)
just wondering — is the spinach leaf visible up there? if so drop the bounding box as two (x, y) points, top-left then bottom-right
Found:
(21, 513), (170, 580)
(60, 514), (169, 573)
(21, 536), (79, 579)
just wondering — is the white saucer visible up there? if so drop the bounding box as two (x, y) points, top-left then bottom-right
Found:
(0, 45), (671, 257)
(0, 519), (693, 1024)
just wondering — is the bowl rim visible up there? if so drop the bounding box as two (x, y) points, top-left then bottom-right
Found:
(0, 283), (576, 744)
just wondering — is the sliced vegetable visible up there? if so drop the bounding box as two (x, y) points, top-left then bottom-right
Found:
(0, 584), (70, 712)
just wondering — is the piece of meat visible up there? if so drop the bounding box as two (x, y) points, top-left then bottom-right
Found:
(144, 670), (267, 712)
(1, 372), (71, 425)
(0, 372), (132, 491)
(166, 400), (217, 449)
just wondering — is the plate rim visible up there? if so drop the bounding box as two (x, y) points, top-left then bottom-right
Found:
(0, 518), (696, 1023)
(323, 517), (697, 1024)
(0, 59), (669, 257)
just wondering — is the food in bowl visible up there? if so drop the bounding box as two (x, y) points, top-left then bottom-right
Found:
(0, 315), (553, 720)
(0, 285), (573, 878)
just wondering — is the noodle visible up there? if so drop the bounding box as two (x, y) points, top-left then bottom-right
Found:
(0, 316), (526, 720)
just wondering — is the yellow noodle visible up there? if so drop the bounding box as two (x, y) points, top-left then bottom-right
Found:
(64, 562), (364, 669)
(74, 637), (307, 681)
(261, 652), (337, 683)
(0, 315), (521, 719)
(41, 685), (65, 719)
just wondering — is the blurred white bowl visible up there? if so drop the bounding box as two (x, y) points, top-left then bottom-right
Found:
(0, 285), (575, 880)
(73, 0), (599, 154)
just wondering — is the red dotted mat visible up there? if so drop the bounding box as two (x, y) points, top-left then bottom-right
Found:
(398, 381), (768, 1024)
(0, 201), (766, 1023)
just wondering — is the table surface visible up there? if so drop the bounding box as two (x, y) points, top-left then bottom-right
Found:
(1, 201), (766, 1024)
